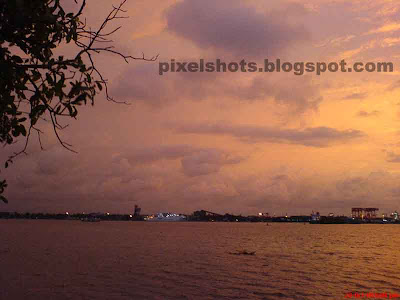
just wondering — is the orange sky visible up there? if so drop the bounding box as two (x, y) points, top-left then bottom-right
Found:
(3, 0), (400, 216)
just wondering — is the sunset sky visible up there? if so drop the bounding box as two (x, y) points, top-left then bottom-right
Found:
(3, 0), (400, 216)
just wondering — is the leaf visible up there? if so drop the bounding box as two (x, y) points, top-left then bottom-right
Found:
(96, 82), (103, 91)
(73, 93), (87, 105)
(0, 196), (8, 204)
(46, 73), (53, 84)
(19, 125), (27, 137)
(71, 106), (78, 118)
(30, 105), (47, 120)
(12, 55), (23, 63)
(32, 72), (41, 82)
(12, 129), (19, 137)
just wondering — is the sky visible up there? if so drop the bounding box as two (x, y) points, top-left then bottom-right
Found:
(3, 0), (400, 216)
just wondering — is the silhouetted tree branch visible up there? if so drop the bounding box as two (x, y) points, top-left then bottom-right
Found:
(0, 0), (158, 202)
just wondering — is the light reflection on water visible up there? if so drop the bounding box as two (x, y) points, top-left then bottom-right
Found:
(1, 220), (400, 299)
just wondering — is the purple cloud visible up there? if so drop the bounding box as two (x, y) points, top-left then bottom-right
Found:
(342, 92), (368, 100)
(165, 0), (310, 58)
(181, 149), (243, 177)
(113, 63), (322, 112)
(357, 110), (380, 117)
(386, 151), (400, 163)
(175, 122), (366, 147)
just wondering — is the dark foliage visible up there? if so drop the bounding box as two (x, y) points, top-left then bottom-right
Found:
(0, 0), (157, 202)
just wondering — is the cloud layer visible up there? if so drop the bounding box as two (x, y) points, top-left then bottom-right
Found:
(175, 123), (366, 147)
(166, 0), (310, 58)
(2, 0), (400, 216)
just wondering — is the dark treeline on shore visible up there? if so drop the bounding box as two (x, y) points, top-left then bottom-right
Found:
(1, 210), (400, 224)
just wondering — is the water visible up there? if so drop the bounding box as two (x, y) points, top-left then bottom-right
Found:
(1, 220), (400, 299)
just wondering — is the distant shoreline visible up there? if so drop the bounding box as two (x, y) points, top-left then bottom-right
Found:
(0, 212), (399, 224)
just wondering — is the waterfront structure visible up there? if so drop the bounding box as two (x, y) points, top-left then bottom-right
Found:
(258, 213), (269, 217)
(351, 208), (379, 219)
(133, 205), (141, 217)
(145, 213), (186, 222)
(311, 211), (320, 221)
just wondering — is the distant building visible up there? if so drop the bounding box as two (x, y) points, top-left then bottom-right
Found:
(351, 208), (379, 219)
(133, 205), (141, 217)
(192, 210), (223, 221)
(311, 211), (320, 221)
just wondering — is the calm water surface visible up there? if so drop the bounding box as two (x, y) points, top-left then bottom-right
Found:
(1, 220), (400, 299)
